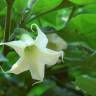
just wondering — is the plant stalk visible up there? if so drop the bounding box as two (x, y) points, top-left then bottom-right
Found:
(3, 0), (14, 55)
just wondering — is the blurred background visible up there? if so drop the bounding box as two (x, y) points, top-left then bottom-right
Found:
(0, 0), (96, 96)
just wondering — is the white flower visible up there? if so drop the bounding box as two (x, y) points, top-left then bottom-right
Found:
(0, 24), (63, 81)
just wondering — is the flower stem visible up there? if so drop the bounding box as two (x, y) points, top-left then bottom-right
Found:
(3, 0), (14, 55)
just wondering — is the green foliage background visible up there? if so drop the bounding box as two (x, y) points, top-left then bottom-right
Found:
(0, 0), (96, 96)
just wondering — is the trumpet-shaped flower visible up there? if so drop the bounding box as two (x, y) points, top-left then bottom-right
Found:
(0, 24), (63, 81)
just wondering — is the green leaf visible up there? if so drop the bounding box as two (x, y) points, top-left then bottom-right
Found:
(58, 14), (96, 48)
(14, 0), (28, 13)
(0, 0), (6, 12)
(75, 4), (96, 15)
(0, 0), (6, 17)
(79, 53), (96, 73)
(75, 75), (96, 96)
(32, 0), (63, 14)
(40, 8), (71, 30)
(83, 4), (96, 14)
(70, 14), (96, 48)
(69, 0), (96, 5)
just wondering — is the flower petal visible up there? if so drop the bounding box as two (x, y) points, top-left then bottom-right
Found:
(27, 45), (63, 66)
(24, 46), (45, 81)
(29, 62), (45, 81)
(21, 34), (34, 44)
(0, 41), (26, 56)
(7, 56), (29, 74)
(38, 48), (64, 66)
(31, 24), (48, 48)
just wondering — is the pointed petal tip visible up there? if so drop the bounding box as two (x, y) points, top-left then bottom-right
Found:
(31, 23), (48, 48)
(30, 71), (44, 82)
(31, 23), (38, 32)
(32, 80), (43, 86)
(0, 42), (5, 46)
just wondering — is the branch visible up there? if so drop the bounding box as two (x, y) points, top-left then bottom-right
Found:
(22, 0), (74, 25)
(3, 0), (14, 55)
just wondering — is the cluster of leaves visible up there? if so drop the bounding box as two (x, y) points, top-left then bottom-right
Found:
(0, 0), (96, 96)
